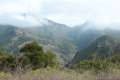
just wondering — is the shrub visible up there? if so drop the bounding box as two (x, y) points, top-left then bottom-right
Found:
(44, 51), (58, 67)
(72, 59), (111, 73)
(19, 42), (58, 69)
(0, 51), (16, 71)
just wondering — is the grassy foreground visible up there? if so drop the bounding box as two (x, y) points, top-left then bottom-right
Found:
(0, 68), (120, 80)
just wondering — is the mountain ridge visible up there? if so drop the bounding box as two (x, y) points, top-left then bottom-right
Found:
(71, 35), (120, 65)
(1, 18), (120, 64)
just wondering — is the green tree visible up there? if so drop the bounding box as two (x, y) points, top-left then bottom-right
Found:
(19, 42), (58, 69)
(0, 51), (16, 71)
(20, 42), (43, 53)
(44, 51), (58, 67)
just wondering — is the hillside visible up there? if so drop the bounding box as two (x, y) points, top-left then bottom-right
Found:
(71, 35), (120, 64)
(0, 23), (76, 63)
(1, 20), (120, 64)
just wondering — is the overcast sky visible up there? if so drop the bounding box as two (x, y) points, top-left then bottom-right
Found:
(0, 0), (120, 26)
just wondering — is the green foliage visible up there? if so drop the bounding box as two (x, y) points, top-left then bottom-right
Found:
(109, 54), (120, 64)
(0, 51), (16, 71)
(44, 51), (58, 67)
(0, 42), (58, 71)
(106, 54), (120, 68)
(20, 42), (43, 53)
(72, 59), (111, 73)
(19, 42), (58, 69)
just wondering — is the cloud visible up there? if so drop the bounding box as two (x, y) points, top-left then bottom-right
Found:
(0, 0), (120, 26)
(40, 0), (120, 25)
(0, 0), (43, 14)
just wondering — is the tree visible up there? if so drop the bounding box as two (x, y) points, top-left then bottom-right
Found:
(20, 42), (43, 53)
(44, 51), (58, 67)
(0, 51), (16, 71)
(19, 42), (58, 69)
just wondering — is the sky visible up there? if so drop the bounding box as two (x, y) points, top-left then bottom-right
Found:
(0, 0), (120, 26)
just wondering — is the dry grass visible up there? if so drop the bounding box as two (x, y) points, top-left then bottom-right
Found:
(96, 69), (120, 80)
(0, 68), (95, 80)
(0, 68), (120, 80)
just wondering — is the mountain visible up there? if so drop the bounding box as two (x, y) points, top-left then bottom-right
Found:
(0, 21), (104, 62)
(0, 20), (77, 63)
(1, 14), (120, 64)
(0, 14), (104, 63)
(22, 20), (77, 62)
(69, 22), (103, 50)
(71, 35), (120, 64)
(0, 25), (33, 51)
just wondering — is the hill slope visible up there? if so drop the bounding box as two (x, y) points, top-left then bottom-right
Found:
(0, 22), (77, 63)
(1, 20), (120, 63)
(71, 35), (120, 64)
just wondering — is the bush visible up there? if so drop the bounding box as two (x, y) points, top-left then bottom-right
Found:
(0, 42), (58, 71)
(72, 59), (111, 73)
(0, 51), (16, 71)
(19, 42), (58, 69)
(20, 42), (43, 53)
(44, 51), (58, 67)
